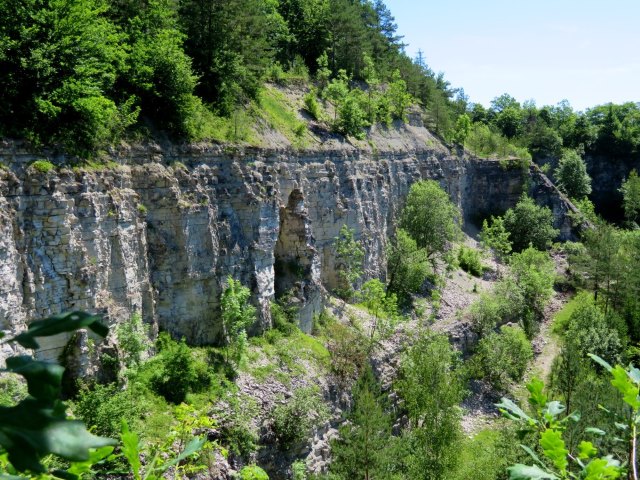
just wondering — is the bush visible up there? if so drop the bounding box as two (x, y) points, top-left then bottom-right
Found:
(502, 195), (559, 252)
(304, 90), (322, 121)
(387, 229), (430, 305)
(149, 335), (211, 404)
(326, 322), (368, 385)
(554, 149), (592, 200)
(238, 465), (269, 480)
(399, 180), (461, 260)
(469, 293), (505, 337)
(472, 325), (533, 391)
(116, 312), (151, 368)
(458, 245), (484, 277)
(74, 383), (143, 438)
(271, 386), (329, 449)
(29, 160), (56, 174)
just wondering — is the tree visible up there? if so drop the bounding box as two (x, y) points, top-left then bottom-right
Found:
(565, 292), (623, 365)
(453, 113), (471, 146)
(508, 246), (556, 337)
(399, 180), (461, 261)
(502, 195), (559, 252)
(396, 333), (464, 480)
(386, 229), (430, 305)
(480, 215), (512, 264)
(472, 325), (533, 391)
(0, 0), (132, 154)
(220, 276), (256, 365)
(330, 367), (392, 480)
(554, 150), (592, 200)
(387, 69), (412, 121)
(334, 225), (365, 301)
(621, 169), (640, 225)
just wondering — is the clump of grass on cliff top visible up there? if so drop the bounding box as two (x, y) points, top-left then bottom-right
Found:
(257, 86), (308, 147)
(29, 159), (56, 173)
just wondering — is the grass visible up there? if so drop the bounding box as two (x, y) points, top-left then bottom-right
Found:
(257, 86), (309, 147)
(552, 293), (581, 335)
(29, 159), (56, 173)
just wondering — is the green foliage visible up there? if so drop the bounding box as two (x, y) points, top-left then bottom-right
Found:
(116, 312), (151, 368)
(453, 113), (472, 146)
(458, 245), (484, 277)
(387, 69), (413, 121)
(29, 160), (56, 174)
(396, 333), (465, 479)
(74, 383), (143, 439)
(508, 247), (556, 336)
(498, 367), (638, 480)
(330, 366), (392, 480)
(325, 322), (369, 386)
(0, 312), (114, 475)
(554, 150), (592, 200)
(359, 278), (399, 343)
(336, 89), (368, 139)
(620, 169), (640, 225)
(270, 386), (329, 449)
(399, 180), (461, 260)
(120, 419), (206, 480)
(259, 86), (308, 145)
(502, 195), (560, 252)
(472, 325), (533, 391)
(239, 465), (270, 480)
(466, 123), (532, 160)
(221, 276), (256, 366)
(304, 89), (323, 121)
(386, 229), (430, 305)
(564, 292), (623, 365)
(334, 225), (365, 301)
(149, 334), (211, 404)
(480, 215), (513, 262)
(292, 459), (308, 480)
(0, 0), (131, 154)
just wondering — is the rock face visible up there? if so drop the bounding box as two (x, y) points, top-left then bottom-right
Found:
(0, 127), (576, 358)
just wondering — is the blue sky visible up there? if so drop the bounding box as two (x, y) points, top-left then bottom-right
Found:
(384, 0), (640, 111)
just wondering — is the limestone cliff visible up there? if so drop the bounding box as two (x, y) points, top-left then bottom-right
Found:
(0, 123), (575, 360)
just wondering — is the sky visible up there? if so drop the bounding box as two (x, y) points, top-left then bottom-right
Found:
(384, 0), (640, 111)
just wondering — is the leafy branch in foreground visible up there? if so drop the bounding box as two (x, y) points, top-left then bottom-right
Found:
(498, 354), (640, 480)
(0, 312), (115, 476)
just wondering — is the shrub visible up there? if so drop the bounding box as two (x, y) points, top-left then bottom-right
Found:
(502, 195), (559, 252)
(303, 91), (322, 121)
(458, 245), (484, 277)
(30, 160), (56, 174)
(469, 293), (504, 337)
(238, 465), (269, 480)
(472, 325), (533, 391)
(220, 277), (256, 366)
(74, 383), (143, 438)
(271, 386), (329, 449)
(334, 225), (365, 301)
(387, 229), (430, 305)
(116, 312), (151, 368)
(554, 149), (592, 200)
(150, 335), (211, 404)
(326, 322), (368, 385)
(399, 180), (461, 260)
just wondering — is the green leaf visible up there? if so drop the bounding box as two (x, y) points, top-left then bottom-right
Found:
(12, 312), (108, 350)
(628, 365), (640, 384)
(539, 429), (568, 473)
(161, 437), (206, 470)
(585, 427), (606, 436)
(120, 420), (141, 480)
(0, 401), (115, 473)
(520, 445), (545, 467)
(583, 457), (622, 479)
(497, 398), (535, 423)
(610, 366), (640, 409)
(507, 464), (558, 479)
(527, 378), (548, 407)
(4, 356), (64, 401)
(578, 441), (598, 459)
(66, 446), (115, 476)
(589, 354), (613, 372)
(544, 401), (566, 418)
